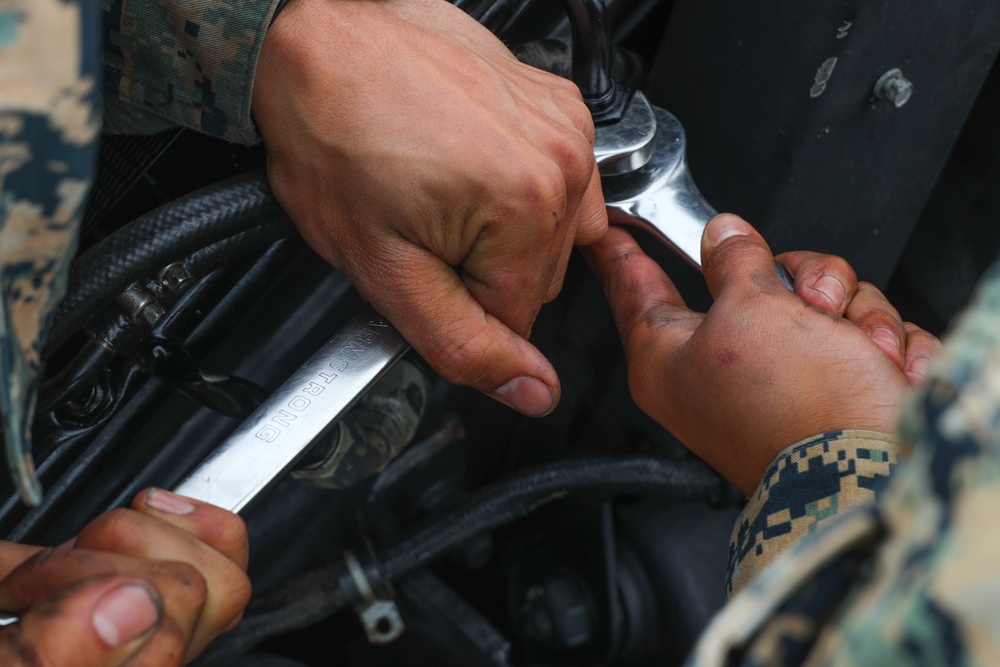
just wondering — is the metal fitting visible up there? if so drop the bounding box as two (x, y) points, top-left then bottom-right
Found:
(874, 68), (914, 108)
(116, 284), (166, 327)
(336, 548), (405, 645)
(158, 261), (194, 296)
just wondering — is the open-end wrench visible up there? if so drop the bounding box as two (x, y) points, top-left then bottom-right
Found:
(596, 91), (795, 287)
(169, 93), (792, 514)
(172, 305), (409, 512)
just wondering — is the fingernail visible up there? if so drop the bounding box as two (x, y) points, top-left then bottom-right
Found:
(871, 326), (900, 351)
(706, 215), (751, 246)
(146, 488), (195, 515)
(908, 355), (930, 378)
(93, 584), (161, 647)
(494, 376), (555, 417)
(813, 274), (847, 312)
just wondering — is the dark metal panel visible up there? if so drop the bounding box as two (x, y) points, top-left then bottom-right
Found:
(647, 0), (1000, 285)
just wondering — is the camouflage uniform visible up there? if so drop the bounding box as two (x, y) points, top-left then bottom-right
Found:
(0, 0), (279, 503)
(0, 0), (101, 503)
(5, 0), (1000, 662)
(693, 261), (1000, 665)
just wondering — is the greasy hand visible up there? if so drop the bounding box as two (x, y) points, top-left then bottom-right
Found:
(0, 489), (250, 666)
(587, 215), (939, 495)
(252, 0), (606, 417)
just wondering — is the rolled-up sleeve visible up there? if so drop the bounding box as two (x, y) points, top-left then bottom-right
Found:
(101, 0), (282, 144)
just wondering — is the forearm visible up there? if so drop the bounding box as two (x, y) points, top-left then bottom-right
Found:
(101, 0), (282, 143)
(726, 429), (899, 596)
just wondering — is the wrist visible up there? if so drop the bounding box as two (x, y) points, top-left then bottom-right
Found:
(753, 429), (899, 497)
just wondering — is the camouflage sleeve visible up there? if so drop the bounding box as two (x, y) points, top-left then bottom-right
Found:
(726, 430), (898, 596)
(804, 262), (1000, 667)
(0, 0), (100, 503)
(101, 0), (284, 144)
(690, 264), (1000, 666)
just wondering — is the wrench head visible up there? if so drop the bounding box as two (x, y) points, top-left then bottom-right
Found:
(602, 106), (716, 268)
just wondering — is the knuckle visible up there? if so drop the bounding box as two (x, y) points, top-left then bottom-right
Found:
(910, 328), (943, 349)
(830, 255), (858, 281)
(856, 281), (886, 299)
(704, 235), (764, 281)
(207, 514), (249, 561)
(424, 325), (497, 388)
(558, 91), (595, 141)
(856, 284), (902, 325)
(513, 163), (568, 226)
(78, 508), (141, 550)
(827, 254), (857, 282)
(550, 73), (584, 100)
(550, 127), (595, 190)
(229, 571), (253, 614)
(216, 570), (252, 632)
(157, 561), (208, 610)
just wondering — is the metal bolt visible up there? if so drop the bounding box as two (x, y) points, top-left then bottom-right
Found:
(139, 303), (166, 326)
(158, 262), (194, 295)
(874, 68), (913, 108)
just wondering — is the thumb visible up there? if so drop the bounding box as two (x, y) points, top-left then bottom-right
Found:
(0, 576), (161, 667)
(362, 247), (560, 417)
(700, 214), (785, 301)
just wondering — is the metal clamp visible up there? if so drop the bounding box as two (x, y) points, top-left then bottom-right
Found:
(337, 547), (405, 644)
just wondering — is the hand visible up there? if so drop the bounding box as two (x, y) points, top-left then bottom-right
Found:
(586, 215), (939, 495)
(777, 251), (942, 386)
(252, 0), (607, 417)
(0, 489), (250, 666)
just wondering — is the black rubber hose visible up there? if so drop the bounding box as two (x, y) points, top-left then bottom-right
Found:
(44, 170), (289, 357)
(185, 218), (295, 278)
(192, 457), (722, 667)
(38, 221), (295, 413)
(379, 457), (723, 579)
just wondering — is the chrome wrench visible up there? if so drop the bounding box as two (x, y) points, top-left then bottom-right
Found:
(171, 304), (409, 512)
(171, 93), (787, 514)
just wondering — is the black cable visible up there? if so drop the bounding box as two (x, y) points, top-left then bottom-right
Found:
(44, 170), (289, 357)
(193, 457), (722, 666)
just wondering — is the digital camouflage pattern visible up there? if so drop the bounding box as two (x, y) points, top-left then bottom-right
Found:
(690, 260), (1000, 666)
(727, 430), (898, 595)
(0, 0), (280, 504)
(0, 0), (101, 504)
(103, 0), (282, 144)
(5, 0), (1000, 661)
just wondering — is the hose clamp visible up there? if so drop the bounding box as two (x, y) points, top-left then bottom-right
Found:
(336, 544), (405, 644)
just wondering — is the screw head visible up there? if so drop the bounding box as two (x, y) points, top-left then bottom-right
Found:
(874, 68), (914, 108)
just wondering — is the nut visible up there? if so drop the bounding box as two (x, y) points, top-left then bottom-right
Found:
(874, 68), (914, 108)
